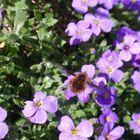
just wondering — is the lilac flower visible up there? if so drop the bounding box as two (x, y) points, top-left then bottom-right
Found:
(132, 54), (140, 67)
(65, 20), (92, 45)
(72, 0), (98, 13)
(64, 64), (95, 104)
(99, 0), (119, 9)
(95, 86), (116, 107)
(131, 71), (140, 92)
(116, 35), (140, 62)
(22, 91), (58, 124)
(116, 26), (138, 42)
(99, 107), (118, 125)
(84, 8), (113, 36)
(129, 113), (140, 134)
(58, 115), (94, 140)
(96, 123), (125, 140)
(96, 55), (124, 83)
(0, 107), (9, 139)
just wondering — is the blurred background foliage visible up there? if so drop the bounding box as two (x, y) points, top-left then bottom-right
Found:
(0, 0), (140, 139)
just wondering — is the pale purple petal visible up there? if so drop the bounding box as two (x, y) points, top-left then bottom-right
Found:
(43, 96), (58, 113)
(59, 132), (71, 140)
(109, 126), (125, 140)
(81, 29), (92, 42)
(22, 101), (37, 118)
(72, 0), (88, 13)
(81, 64), (95, 78)
(87, 0), (98, 7)
(65, 22), (77, 36)
(58, 116), (75, 132)
(29, 108), (47, 124)
(65, 88), (76, 100)
(124, 35), (136, 44)
(92, 24), (101, 36)
(0, 122), (9, 139)
(34, 91), (46, 101)
(119, 50), (132, 61)
(130, 42), (140, 54)
(0, 107), (7, 122)
(111, 70), (124, 83)
(77, 92), (90, 104)
(77, 20), (90, 29)
(76, 120), (93, 137)
(100, 18), (113, 33)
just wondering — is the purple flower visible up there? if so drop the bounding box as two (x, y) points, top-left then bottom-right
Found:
(129, 113), (140, 134)
(99, 107), (118, 125)
(84, 8), (113, 36)
(131, 71), (140, 92)
(58, 115), (94, 140)
(116, 35), (140, 62)
(72, 0), (98, 13)
(132, 54), (140, 67)
(99, 0), (119, 9)
(64, 64), (95, 104)
(22, 91), (58, 124)
(96, 55), (124, 83)
(95, 86), (116, 107)
(65, 20), (92, 45)
(0, 107), (9, 139)
(96, 123), (125, 140)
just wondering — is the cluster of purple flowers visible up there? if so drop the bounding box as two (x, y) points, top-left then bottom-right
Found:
(121, 0), (140, 20)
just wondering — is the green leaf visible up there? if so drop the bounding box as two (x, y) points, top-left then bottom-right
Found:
(14, 9), (28, 35)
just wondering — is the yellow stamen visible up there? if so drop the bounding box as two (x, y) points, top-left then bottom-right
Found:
(108, 55), (113, 61)
(82, 0), (88, 4)
(35, 101), (43, 107)
(71, 128), (78, 136)
(106, 134), (110, 140)
(77, 30), (82, 36)
(106, 116), (111, 122)
(107, 67), (113, 73)
(104, 93), (109, 99)
(136, 120), (140, 125)
(95, 19), (101, 25)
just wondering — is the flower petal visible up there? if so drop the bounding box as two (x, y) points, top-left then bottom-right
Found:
(65, 22), (77, 36)
(77, 120), (93, 137)
(43, 96), (58, 113)
(0, 122), (9, 139)
(81, 64), (95, 78)
(109, 126), (125, 140)
(119, 50), (132, 62)
(58, 116), (75, 132)
(130, 42), (140, 54)
(29, 108), (47, 124)
(22, 101), (37, 118)
(0, 107), (7, 122)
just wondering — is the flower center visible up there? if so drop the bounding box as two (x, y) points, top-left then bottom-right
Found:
(69, 72), (87, 94)
(106, 116), (111, 122)
(131, 0), (136, 4)
(35, 101), (43, 107)
(95, 19), (101, 25)
(108, 55), (113, 61)
(76, 30), (82, 36)
(107, 67), (113, 73)
(136, 120), (140, 125)
(124, 45), (129, 51)
(71, 128), (78, 136)
(82, 0), (88, 4)
(106, 134), (110, 140)
(103, 93), (109, 99)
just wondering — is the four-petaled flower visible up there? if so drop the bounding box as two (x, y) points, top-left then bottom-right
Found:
(58, 115), (94, 140)
(22, 91), (58, 124)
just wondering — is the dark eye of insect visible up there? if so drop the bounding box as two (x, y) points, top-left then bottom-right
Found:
(69, 72), (87, 94)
